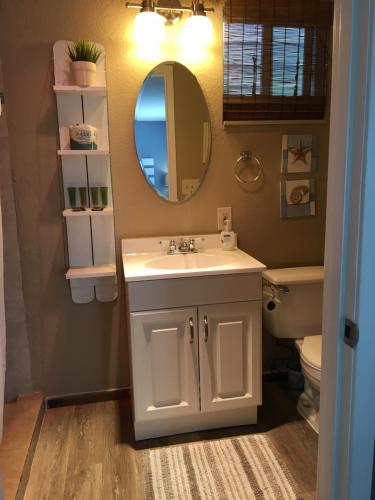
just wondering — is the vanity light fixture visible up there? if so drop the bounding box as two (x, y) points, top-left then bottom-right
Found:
(182, 0), (213, 47)
(126, 0), (214, 29)
(132, 0), (166, 44)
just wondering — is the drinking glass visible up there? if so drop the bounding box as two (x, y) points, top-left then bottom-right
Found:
(79, 187), (88, 209)
(100, 186), (109, 207)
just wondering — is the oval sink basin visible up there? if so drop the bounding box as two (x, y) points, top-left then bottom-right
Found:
(189, 253), (235, 269)
(145, 253), (236, 271)
(146, 255), (187, 270)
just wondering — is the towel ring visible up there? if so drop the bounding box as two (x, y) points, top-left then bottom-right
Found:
(234, 151), (263, 184)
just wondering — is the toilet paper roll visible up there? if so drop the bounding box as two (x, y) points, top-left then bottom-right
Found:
(263, 298), (278, 313)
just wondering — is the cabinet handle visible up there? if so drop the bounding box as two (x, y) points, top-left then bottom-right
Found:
(189, 317), (194, 344)
(204, 315), (209, 342)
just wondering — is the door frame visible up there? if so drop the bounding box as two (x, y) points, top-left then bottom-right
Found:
(317, 0), (374, 498)
(153, 64), (178, 202)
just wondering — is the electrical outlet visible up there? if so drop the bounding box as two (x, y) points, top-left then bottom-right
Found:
(182, 179), (200, 197)
(217, 207), (232, 230)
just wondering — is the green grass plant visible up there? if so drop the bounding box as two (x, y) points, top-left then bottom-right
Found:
(67, 40), (102, 63)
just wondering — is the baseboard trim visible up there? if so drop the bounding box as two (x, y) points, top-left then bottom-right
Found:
(45, 387), (131, 409)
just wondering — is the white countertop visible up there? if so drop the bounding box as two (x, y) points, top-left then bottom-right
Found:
(122, 234), (266, 282)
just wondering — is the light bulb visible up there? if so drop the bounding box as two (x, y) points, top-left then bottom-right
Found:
(133, 11), (165, 46)
(182, 14), (213, 48)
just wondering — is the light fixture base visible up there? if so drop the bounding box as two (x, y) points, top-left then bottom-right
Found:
(140, 0), (156, 12)
(156, 0), (184, 25)
(191, 0), (206, 16)
(126, 0), (214, 25)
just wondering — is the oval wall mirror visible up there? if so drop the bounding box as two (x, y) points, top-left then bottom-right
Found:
(134, 61), (211, 202)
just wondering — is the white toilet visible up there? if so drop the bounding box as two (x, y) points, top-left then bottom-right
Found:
(262, 266), (324, 433)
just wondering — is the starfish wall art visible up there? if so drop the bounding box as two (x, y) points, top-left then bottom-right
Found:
(281, 134), (318, 173)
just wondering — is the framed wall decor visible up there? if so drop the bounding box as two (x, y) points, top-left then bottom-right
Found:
(281, 134), (318, 174)
(280, 178), (316, 218)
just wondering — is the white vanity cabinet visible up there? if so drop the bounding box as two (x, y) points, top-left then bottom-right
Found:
(123, 234), (266, 440)
(129, 295), (262, 440)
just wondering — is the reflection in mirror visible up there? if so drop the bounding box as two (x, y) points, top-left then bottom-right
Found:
(134, 62), (211, 202)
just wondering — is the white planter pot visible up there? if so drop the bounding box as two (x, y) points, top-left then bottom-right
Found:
(72, 61), (96, 87)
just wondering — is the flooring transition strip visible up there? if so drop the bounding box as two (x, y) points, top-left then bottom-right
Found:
(0, 393), (44, 500)
(15, 398), (45, 500)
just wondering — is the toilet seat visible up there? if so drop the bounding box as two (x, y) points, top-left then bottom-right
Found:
(300, 335), (322, 370)
(299, 335), (322, 393)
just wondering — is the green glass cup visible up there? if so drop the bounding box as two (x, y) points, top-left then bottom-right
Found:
(79, 187), (88, 209)
(100, 186), (109, 207)
(67, 187), (78, 210)
(90, 187), (100, 210)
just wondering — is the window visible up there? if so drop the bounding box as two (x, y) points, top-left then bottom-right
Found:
(272, 27), (305, 97)
(223, 0), (333, 121)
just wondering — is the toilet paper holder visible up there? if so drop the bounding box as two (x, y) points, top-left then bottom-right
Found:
(263, 279), (289, 310)
(262, 278), (289, 295)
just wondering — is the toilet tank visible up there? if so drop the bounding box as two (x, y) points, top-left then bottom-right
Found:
(262, 266), (324, 339)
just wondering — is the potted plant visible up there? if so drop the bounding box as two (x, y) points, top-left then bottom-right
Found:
(67, 40), (102, 87)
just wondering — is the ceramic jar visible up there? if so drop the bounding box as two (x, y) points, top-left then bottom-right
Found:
(69, 124), (98, 150)
(72, 61), (96, 86)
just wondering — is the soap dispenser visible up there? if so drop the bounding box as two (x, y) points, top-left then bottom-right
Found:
(220, 218), (236, 250)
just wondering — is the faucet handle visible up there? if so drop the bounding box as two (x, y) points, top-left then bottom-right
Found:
(192, 237), (205, 250)
(179, 239), (189, 252)
(159, 239), (176, 253)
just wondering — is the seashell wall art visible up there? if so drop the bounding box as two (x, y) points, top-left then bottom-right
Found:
(280, 179), (316, 218)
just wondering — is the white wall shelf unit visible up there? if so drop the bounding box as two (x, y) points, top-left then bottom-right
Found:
(66, 265), (116, 280)
(53, 85), (106, 96)
(53, 40), (117, 304)
(62, 208), (114, 217)
(57, 149), (110, 156)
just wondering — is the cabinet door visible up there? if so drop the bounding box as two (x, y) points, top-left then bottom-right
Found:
(130, 308), (199, 422)
(199, 301), (262, 413)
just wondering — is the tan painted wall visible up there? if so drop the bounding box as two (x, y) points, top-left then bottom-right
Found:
(0, 0), (328, 396)
(0, 59), (32, 401)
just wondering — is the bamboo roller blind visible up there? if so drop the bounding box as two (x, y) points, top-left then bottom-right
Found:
(223, 0), (334, 121)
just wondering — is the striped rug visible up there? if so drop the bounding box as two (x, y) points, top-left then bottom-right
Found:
(141, 433), (303, 499)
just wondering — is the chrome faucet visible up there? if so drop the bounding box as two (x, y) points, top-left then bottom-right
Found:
(166, 238), (197, 254)
(160, 237), (203, 254)
(179, 240), (190, 252)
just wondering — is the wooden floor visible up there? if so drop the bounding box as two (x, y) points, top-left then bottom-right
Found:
(24, 379), (318, 500)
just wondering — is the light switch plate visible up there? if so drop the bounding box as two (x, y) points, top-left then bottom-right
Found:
(217, 207), (232, 230)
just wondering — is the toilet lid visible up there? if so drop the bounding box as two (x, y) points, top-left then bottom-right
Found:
(301, 335), (322, 369)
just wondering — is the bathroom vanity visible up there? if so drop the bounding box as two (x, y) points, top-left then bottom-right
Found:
(123, 235), (266, 440)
